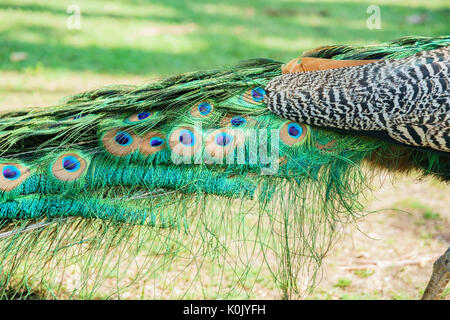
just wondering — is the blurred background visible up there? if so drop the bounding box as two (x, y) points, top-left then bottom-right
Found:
(0, 0), (449, 299)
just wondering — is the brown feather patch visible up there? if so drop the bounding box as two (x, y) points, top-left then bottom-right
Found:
(282, 57), (378, 74)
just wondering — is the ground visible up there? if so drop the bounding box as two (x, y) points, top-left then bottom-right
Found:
(0, 0), (448, 299)
(309, 175), (449, 300)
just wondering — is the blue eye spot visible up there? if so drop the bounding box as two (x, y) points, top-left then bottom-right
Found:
(198, 102), (212, 116)
(48, 123), (63, 129)
(230, 116), (247, 127)
(215, 132), (233, 147)
(125, 111), (152, 123)
(150, 137), (164, 147)
(73, 114), (87, 120)
(62, 156), (81, 172)
(138, 112), (151, 120)
(287, 123), (302, 138)
(2, 165), (21, 180)
(179, 129), (195, 146)
(115, 131), (133, 146)
(251, 87), (265, 102)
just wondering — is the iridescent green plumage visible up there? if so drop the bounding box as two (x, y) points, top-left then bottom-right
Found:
(0, 36), (448, 299)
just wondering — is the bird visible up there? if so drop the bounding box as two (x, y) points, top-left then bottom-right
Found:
(0, 36), (448, 300)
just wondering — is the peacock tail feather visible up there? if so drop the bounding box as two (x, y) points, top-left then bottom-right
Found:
(0, 36), (448, 299)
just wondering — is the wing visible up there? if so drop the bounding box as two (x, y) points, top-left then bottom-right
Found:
(265, 47), (450, 153)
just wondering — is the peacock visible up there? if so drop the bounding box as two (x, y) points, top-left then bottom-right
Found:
(0, 36), (448, 300)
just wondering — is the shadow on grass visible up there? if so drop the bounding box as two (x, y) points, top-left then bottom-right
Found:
(2, 287), (48, 300)
(0, 0), (448, 75)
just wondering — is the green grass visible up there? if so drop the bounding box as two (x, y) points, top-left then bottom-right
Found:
(1, 0), (448, 107)
(1, 0), (449, 77)
(334, 278), (352, 289)
(353, 269), (375, 278)
(423, 211), (441, 220)
(392, 198), (443, 227)
(0, 0), (448, 300)
(441, 287), (450, 299)
(391, 291), (414, 300)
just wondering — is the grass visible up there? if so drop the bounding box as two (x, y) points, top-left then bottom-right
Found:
(442, 287), (450, 299)
(0, 0), (449, 107)
(334, 278), (352, 289)
(353, 269), (375, 278)
(0, 0), (448, 300)
(391, 291), (414, 300)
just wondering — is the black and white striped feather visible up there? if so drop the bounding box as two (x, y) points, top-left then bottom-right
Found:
(265, 47), (450, 153)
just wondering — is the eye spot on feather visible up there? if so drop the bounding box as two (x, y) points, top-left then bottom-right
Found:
(69, 114), (88, 120)
(138, 112), (151, 120)
(251, 87), (265, 102)
(150, 137), (164, 147)
(2, 165), (21, 180)
(205, 128), (244, 159)
(60, 114), (89, 122)
(115, 131), (133, 146)
(191, 101), (214, 118)
(126, 111), (153, 123)
(179, 129), (196, 146)
(242, 87), (266, 106)
(169, 127), (202, 156)
(140, 131), (166, 156)
(62, 156), (81, 172)
(102, 128), (140, 156)
(198, 102), (212, 116)
(215, 132), (233, 146)
(48, 123), (64, 129)
(47, 114), (89, 129)
(287, 123), (302, 138)
(52, 153), (87, 181)
(0, 163), (30, 191)
(280, 121), (308, 145)
(230, 116), (247, 127)
(221, 114), (251, 128)
(62, 113), (90, 122)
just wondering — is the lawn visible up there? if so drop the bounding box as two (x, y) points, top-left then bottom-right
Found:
(0, 0), (448, 299)
(1, 0), (449, 107)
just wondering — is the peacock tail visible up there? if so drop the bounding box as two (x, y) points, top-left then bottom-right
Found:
(0, 36), (448, 299)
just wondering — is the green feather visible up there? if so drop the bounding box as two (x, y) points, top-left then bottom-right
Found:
(0, 36), (447, 299)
